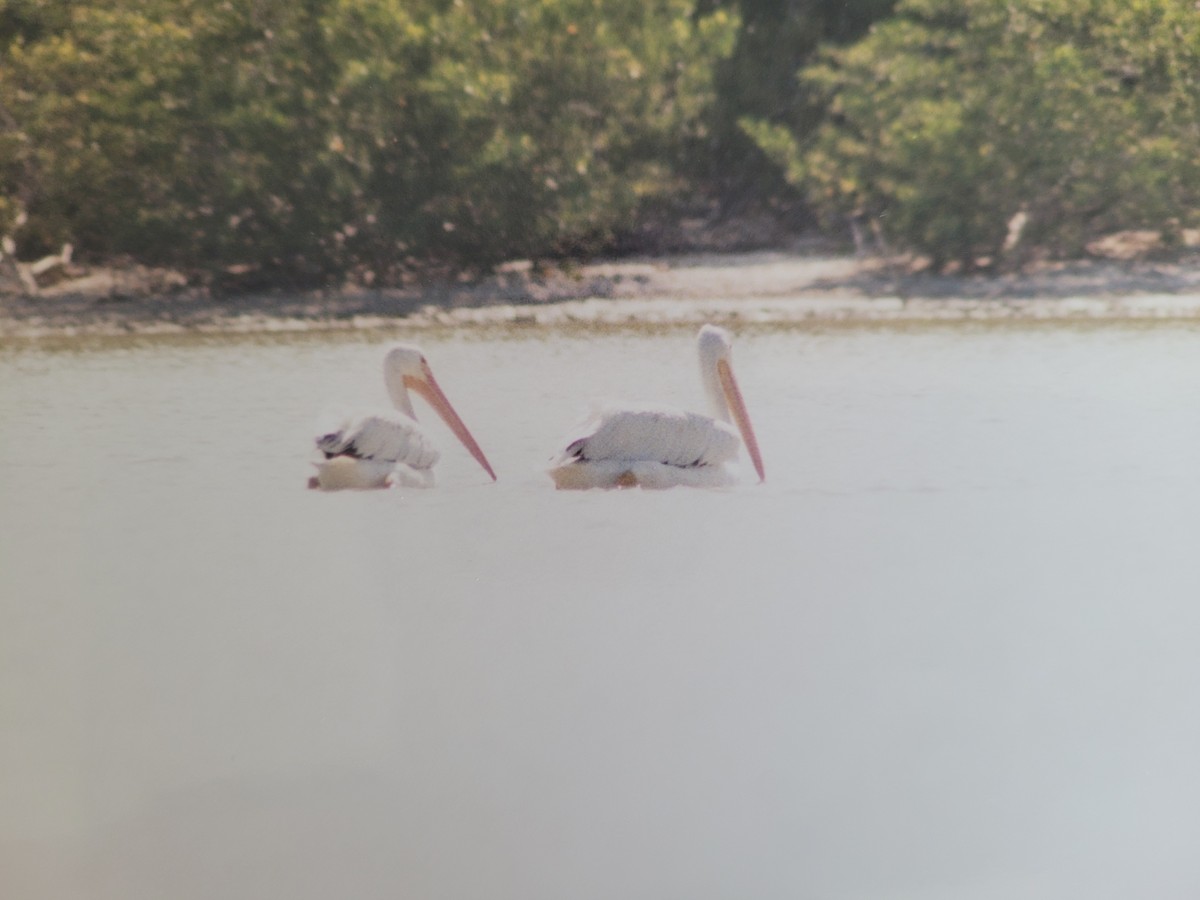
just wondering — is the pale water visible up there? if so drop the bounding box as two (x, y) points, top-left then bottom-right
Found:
(2, 324), (1200, 900)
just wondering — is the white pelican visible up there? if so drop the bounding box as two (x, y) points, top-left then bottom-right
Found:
(548, 324), (765, 489)
(310, 344), (496, 490)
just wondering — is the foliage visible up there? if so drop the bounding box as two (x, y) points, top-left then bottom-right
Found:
(0, 0), (735, 283)
(749, 0), (1200, 266)
(9, 0), (1198, 279)
(695, 0), (896, 205)
(1, 0), (345, 279)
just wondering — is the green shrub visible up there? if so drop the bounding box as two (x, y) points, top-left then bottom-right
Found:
(322, 0), (737, 274)
(0, 0), (735, 283)
(699, 0), (896, 203)
(1, 1), (348, 279)
(748, 0), (1200, 267)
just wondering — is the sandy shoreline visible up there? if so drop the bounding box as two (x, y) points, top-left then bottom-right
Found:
(8, 249), (1200, 340)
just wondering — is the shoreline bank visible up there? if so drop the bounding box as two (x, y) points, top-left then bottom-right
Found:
(8, 250), (1200, 341)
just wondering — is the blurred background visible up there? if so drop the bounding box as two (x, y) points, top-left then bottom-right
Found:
(4, 0), (1198, 292)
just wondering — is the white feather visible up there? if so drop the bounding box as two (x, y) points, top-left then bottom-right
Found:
(316, 410), (440, 467)
(548, 403), (743, 490)
(553, 403), (740, 469)
(312, 408), (440, 489)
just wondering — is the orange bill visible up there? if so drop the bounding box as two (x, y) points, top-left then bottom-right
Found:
(406, 362), (497, 481)
(717, 358), (765, 482)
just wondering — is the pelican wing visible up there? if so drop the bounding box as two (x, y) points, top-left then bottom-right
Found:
(315, 410), (440, 470)
(557, 405), (741, 470)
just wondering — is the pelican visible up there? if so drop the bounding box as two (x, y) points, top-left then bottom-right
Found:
(548, 324), (765, 489)
(309, 344), (496, 490)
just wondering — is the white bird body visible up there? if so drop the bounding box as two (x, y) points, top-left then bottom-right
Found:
(549, 403), (742, 489)
(548, 325), (765, 490)
(310, 345), (495, 490)
(313, 409), (440, 489)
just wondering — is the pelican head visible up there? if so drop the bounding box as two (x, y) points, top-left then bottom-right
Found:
(383, 343), (497, 481)
(697, 325), (765, 482)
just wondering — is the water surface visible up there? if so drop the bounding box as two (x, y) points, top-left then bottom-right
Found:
(3, 324), (1200, 900)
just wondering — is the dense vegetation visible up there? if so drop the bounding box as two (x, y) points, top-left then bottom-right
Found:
(1, 0), (740, 284)
(748, 0), (1200, 268)
(2, 0), (1198, 284)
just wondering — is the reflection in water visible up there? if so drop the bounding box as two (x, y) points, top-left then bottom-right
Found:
(3, 325), (1200, 900)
